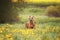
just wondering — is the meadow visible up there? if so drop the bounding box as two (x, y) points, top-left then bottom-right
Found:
(0, 7), (60, 40)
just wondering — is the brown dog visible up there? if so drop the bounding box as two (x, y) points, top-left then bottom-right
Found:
(25, 16), (35, 29)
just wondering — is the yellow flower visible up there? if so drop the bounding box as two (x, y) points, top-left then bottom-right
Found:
(7, 38), (13, 40)
(36, 36), (41, 40)
(6, 34), (12, 38)
(0, 28), (3, 33)
(1, 27), (6, 30)
(20, 29), (34, 36)
(12, 29), (18, 32)
(56, 36), (60, 40)
(0, 37), (3, 40)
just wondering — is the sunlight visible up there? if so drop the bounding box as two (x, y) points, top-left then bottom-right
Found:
(25, 0), (60, 3)
(11, 0), (60, 3)
(11, 0), (18, 3)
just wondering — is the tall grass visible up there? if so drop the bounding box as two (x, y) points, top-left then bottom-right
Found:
(0, 7), (60, 40)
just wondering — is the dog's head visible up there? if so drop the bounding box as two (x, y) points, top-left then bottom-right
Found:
(29, 16), (34, 21)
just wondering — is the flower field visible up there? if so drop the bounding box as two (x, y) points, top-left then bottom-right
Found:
(0, 7), (60, 40)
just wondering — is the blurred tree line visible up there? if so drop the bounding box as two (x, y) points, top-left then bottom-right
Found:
(46, 6), (60, 17)
(26, 3), (60, 17)
(0, 0), (60, 24)
(26, 2), (60, 7)
(0, 0), (26, 23)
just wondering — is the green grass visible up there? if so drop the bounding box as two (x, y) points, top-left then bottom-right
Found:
(0, 7), (60, 40)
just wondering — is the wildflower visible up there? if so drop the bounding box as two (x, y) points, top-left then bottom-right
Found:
(6, 38), (13, 40)
(36, 36), (41, 40)
(0, 37), (3, 40)
(0, 28), (3, 33)
(6, 34), (12, 38)
(56, 36), (60, 40)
